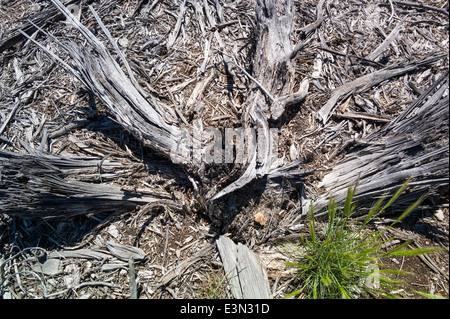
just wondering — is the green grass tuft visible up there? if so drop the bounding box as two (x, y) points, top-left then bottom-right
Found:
(285, 182), (443, 299)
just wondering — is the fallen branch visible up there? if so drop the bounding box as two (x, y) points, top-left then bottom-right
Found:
(365, 16), (406, 62)
(0, 0), (78, 53)
(298, 0), (326, 35)
(332, 111), (392, 123)
(316, 53), (446, 124)
(390, 1), (448, 16)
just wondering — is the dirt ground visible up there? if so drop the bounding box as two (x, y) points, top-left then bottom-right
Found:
(379, 205), (449, 299)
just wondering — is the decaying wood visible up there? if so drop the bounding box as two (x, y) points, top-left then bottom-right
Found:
(0, 0), (447, 220)
(105, 241), (146, 261)
(216, 236), (271, 299)
(159, 242), (215, 286)
(0, 0), (78, 53)
(0, 98), (21, 136)
(29, 0), (188, 163)
(316, 54), (446, 124)
(314, 78), (449, 215)
(48, 248), (111, 260)
(1, 0), (448, 300)
(385, 1), (449, 15)
(0, 149), (172, 218)
(211, 0), (308, 200)
(365, 16), (406, 62)
(332, 111), (392, 123)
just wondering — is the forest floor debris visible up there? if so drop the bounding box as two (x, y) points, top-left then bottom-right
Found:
(0, 0), (448, 299)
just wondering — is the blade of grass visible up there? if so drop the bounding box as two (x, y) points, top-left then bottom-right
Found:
(343, 183), (358, 218)
(378, 180), (410, 214)
(414, 290), (447, 299)
(381, 240), (412, 256)
(327, 196), (336, 239)
(309, 204), (316, 242)
(389, 246), (443, 257)
(378, 275), (404, 286)
(285, 262), (304, 268)
(379, 268), (412, 276)
(390, 192), (428, 227)
(284, 286), (305, 299)
(283, 181), (437, 300)
(361, 196), (385, 230)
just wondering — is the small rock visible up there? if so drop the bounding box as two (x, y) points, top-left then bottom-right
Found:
(254, 212), (266, 226)
(434, 209), (445, 222)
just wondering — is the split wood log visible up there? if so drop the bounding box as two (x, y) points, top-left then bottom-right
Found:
(0, 149), (171, 218)
(313, 78), (449, 216)
(216, 236), (271, 299)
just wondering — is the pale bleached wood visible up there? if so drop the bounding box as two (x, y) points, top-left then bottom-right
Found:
(217, 236), (272, 299)
(365, 16), (406, 61)
(312, 78), (449, 216)
(316, 54), (446, 124)
(0, 149), (172, 218)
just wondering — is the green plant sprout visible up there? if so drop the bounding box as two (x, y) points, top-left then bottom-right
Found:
(285, 181), (443, 299)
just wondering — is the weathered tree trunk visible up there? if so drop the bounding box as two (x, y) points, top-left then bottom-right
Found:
(210, 0), (309, 200)
(0, 149), (171, 218)
(1, 0), (448, 221)
(313, 74), (449, 216)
